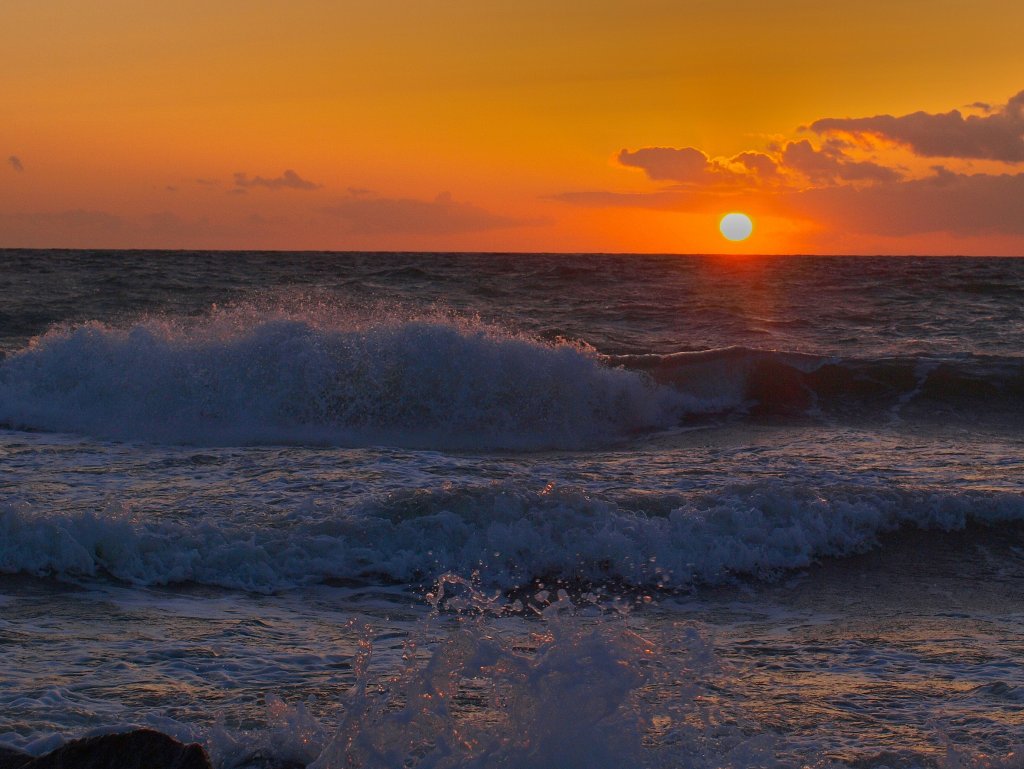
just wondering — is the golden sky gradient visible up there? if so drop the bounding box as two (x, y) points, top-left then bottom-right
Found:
(3, 0), (1024, 253)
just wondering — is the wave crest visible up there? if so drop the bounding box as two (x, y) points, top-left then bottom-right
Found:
(0, 308), (684, 448)
(2, 483), (1021, 592)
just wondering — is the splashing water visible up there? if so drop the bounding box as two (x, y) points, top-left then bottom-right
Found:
(0, 301), (686, 448)
(199, 576), (759, 769)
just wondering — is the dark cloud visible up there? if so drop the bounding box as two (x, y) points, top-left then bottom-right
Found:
(8, 156), (24, 172)
(233, 169), (322, 191)
(618, 147), (714, 183)
(617, 147), (772, 187)
(322, 192), (535, 235)
(811, 90), (1024, 162)
(732, 151), (780, 180)
(790, 169), (1024, 236)
(782, 139), (901, 183)
(615, 139), (896, 191)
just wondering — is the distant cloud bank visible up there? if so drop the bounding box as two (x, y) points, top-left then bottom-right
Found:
(323, 191), (536, 235)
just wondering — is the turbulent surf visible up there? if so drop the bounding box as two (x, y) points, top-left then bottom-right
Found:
(2, 251), (1022, 768)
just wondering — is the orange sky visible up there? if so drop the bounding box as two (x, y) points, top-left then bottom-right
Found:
(3, 0), (1024, 254)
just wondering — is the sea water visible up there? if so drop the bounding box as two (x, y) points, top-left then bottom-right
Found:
(1, 251), (1022, 767)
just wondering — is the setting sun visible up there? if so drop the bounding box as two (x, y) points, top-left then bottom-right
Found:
(720, 213), (754, 242)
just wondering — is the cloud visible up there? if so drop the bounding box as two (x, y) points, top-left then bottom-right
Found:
(781, 139), (901, 183)
(322, 192), (536, 235)
(0, 208), (281, 248)
(554, 89), (1024, 241)
(618, 147), (714, 183)
(550, 189), (704, 212)
(811, 90), (1024, 162)
(790, 169), (1024, 236)
(8, 156), (23, 172)
(233, 169), (322, 191)
(557, 167), (1024, 238)
(610, 138), (897, 194)
(732, 151), (780, 180)
(617, 146), (777, 188)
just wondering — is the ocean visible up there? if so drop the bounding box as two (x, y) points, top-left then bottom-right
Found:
(0, 250), (1022, 768)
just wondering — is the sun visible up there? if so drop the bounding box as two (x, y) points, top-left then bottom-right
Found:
(720, 212), (753, 242)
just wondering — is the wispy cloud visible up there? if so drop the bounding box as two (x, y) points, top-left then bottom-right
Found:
(8, 156), (24, 172)
(0, 210), (124, 243)
(322, 191), (536, 235)
(550, 189), (706, 212)
(0, 208), (280, 247)
(233, 169), (322, 191)
(792, 168), (1024, 236)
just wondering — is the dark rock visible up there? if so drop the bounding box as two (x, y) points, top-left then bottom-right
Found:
(233, 752), (305, 769)
(0, 745), (33, 769)
(17, 730), (211, 769)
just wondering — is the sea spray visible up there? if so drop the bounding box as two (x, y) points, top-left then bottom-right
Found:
(4, 297), (1023, 450)
(247, 576), (737, 769)
(0, 304), (686, 448)
(194, 581), (1024, 768)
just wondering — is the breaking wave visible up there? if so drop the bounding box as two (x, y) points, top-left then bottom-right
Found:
(2, 482), (1022, 592)
(0, 308), (685, 449)
(2, 303), (1021, 450)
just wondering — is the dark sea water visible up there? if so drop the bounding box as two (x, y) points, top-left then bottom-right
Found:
(1, 250), (1022, 767)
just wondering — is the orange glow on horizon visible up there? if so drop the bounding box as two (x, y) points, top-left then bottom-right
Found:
(2, 1), (1023, 254)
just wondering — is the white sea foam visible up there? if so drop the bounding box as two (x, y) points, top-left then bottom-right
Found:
(0, 306), (691, 449)
(3, 303), (1020, 450)
(2, 483), (1021, 592)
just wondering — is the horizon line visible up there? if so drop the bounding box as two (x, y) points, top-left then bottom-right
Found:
(2, 247), (1021, 259)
